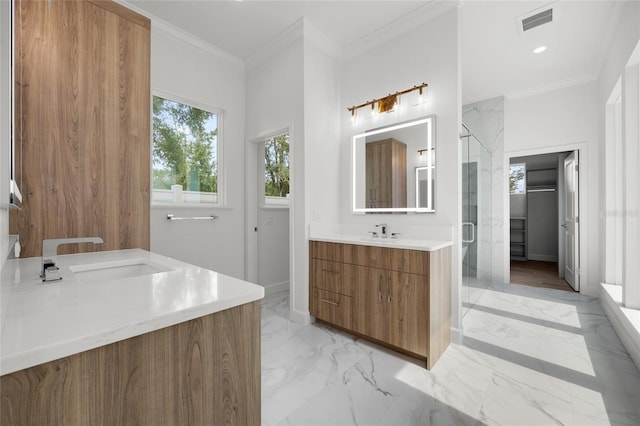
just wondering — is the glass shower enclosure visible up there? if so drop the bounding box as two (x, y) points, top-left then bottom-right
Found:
(461, 124), (493, 316)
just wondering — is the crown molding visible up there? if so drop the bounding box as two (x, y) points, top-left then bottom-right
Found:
(245, 19), (304, 70)
(341, 0), (459, 61)
(303, 20), (340, 59)
(115, 0), (244, 71)
(504, 73), (596, 101)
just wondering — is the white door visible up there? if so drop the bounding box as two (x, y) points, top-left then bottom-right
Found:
(562, 151), (579, 291)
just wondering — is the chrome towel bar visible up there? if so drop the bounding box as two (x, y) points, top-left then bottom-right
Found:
(167, 214), (218, 221)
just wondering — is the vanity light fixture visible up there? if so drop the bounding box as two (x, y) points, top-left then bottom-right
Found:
(348, 83), (428, 121)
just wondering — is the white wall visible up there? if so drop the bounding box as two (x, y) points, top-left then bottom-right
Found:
(504, 82), (599, 294)
(301, 22), (342, 322)
(338, 9), (461, 337)
(149, 25), (246, 279)
(596, 0), (640, 370)
(245, 22), (304, 302)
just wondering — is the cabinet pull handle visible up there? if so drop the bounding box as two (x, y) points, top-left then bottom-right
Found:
(387, 276), (391, 303)
(378, 275), (383, 301)
(320, 298), (339, 306)
(322, 268), (339, 274)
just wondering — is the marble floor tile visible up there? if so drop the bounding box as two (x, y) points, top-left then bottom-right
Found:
(261, 285), (640, 425)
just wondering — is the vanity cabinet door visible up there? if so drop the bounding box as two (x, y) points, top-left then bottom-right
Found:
(387, 271), (428, 357)
(352, 265), (389, 342)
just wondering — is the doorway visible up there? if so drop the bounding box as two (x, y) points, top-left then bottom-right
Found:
(246, 129), (291, 296)
(508, 150), (579, 292)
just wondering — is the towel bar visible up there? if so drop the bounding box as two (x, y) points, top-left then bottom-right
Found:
(166, 214), (218, 221)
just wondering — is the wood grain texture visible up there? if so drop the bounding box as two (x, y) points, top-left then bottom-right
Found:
(510, 260), (574, 292)
(311, 259), (356, 296)
(309, 240), (452, 369)
(311, 289), (353, 330)
(10, 0), (150, 257)
(86, 0), (150, 29)
(388, 271), (428, 356)
(364, 138), (407, 209)
(427, 246), (451, 369)
(0, 302), (261, 426)
(351, 265), (389, 343)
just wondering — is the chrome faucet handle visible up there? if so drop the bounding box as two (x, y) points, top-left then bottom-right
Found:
(368, 231), (379, 238)
(41, 237), (104, 282)
(391, 232), (401, 239)
(375, 223), (388, 238)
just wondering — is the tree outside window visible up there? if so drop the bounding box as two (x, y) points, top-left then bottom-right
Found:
(264, 133), (290, 202)
(509, 163), (526, 194)
(152, 95), (219, 202)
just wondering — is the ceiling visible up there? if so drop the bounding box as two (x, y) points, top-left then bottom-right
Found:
(124, 0), (617, 105)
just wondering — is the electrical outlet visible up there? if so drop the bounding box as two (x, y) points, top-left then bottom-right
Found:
(313, 209), (322, 220)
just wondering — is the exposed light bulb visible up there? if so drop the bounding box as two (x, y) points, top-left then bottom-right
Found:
(533, 46), (547, 54)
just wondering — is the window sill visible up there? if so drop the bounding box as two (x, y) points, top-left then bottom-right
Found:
(600, 283), (640, 369)
(261, 205), (290, 211)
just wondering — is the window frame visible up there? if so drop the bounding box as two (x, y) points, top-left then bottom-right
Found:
(151, 89), (225, 207)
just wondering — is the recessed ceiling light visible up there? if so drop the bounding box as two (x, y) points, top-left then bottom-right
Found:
(533, 46), (547, 54)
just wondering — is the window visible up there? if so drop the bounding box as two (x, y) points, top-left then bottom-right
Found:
(264, 132), (290, 206)
(152, 95), (221, 204)
(509, 163), (526, 194)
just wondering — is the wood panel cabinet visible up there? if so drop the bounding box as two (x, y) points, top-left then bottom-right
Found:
(310, 240), (451, 369)
(365, 138), (407, 209)
(1, 302), (261, 425)
(10, 0), (151, 257)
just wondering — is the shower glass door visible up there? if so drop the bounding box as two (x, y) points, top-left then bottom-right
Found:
(461, 125), (492, 316)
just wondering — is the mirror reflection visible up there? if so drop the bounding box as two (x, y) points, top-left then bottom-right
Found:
(352, 116), (435, 213)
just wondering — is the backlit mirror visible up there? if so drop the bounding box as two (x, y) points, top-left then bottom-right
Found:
(352, 116), (435, 213)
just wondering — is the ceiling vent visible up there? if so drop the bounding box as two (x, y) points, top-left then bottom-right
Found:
(521, 8), (553, 32)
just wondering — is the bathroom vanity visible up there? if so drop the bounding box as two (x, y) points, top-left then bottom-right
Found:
(0, 249), (263, 425)
(309, 236), (452, 369)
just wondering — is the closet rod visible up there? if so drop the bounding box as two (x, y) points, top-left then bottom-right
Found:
(527, 188), (556, 193)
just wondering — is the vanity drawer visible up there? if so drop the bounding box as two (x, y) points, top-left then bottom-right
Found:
(311, 260), (356, 296)
(311, 289), (352, 330)
(310, 241), (344, 262)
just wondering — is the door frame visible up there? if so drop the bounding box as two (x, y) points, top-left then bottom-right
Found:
(503, 142), (587, 291)
(245, 126), (292, 291)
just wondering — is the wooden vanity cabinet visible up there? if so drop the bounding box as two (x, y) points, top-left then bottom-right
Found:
(309, 240), (451, 369)
(365, 138), (407, 209)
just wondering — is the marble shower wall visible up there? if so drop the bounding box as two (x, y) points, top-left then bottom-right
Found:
(462, 97), (505, 285)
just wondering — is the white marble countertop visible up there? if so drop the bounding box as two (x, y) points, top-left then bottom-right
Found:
(309, 234), (453, 252)
(0, 249), (264, 375)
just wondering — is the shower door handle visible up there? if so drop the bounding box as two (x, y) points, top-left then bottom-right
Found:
(462, 222), (475, 244)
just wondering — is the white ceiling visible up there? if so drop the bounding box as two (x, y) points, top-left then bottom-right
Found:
(125, 0), (617, 105)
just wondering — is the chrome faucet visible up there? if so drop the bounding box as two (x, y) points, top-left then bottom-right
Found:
(41, 237), (104, 282)
(375, 223), (388, 238)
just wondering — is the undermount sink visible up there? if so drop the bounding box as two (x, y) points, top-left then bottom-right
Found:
(69, 259), (172, 283)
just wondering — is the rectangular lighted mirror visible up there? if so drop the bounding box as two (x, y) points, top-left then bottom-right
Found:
(352, 116), (435, 213)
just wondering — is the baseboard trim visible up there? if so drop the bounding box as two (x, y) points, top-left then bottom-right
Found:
(600, 284), (640, 370)
(527, 254), (558, 262)
(263, 281), (289, 297)
(290, 307), (311, 326)
(451, 327), (462, 345)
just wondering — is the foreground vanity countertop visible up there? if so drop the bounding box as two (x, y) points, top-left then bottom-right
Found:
(0, 249), (264, 375)
(310, 234), (453, 252)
